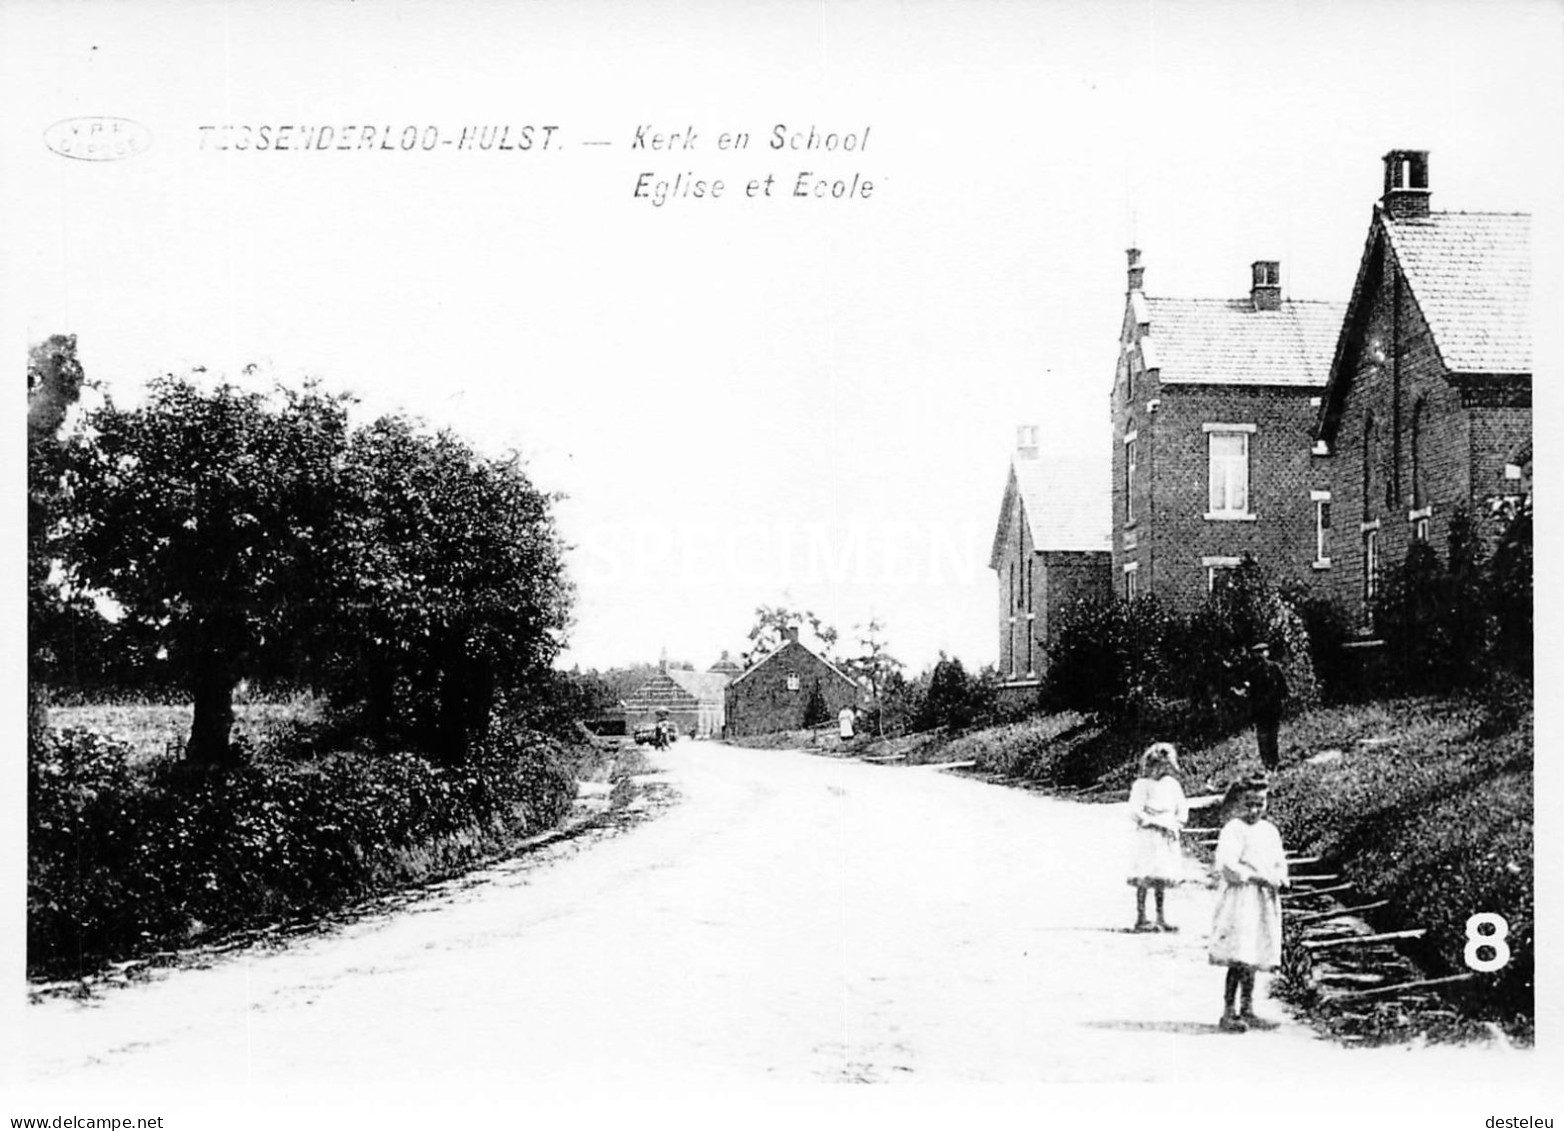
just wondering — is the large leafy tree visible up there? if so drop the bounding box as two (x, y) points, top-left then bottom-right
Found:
(741, 604), (838, 667)
(325, 416), (572, 761)
(63, 376), (352, 766)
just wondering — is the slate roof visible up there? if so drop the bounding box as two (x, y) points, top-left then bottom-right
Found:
(1382, 211), (1531, 375)
(1137, 297), (1346, 388)
(989, 454), (1110, 568)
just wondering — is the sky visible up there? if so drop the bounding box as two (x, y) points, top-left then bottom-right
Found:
(3, 0), (1559, 678)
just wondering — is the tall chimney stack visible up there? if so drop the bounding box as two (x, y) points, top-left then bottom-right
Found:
(1382, 149), (1431, 220)
(1250, 260), (1282, 312)
(1016, 425), (1039, 460)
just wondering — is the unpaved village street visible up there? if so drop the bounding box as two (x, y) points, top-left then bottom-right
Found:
(18, 742), (1525, 1097)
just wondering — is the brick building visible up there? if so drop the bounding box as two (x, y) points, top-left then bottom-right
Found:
(622, 661), (732, 738)
(1110, 249), (1345, 609)
(723, 627), (862, 737)
(1313, 150), (1531, 628)
(989, 427), (1111, 693)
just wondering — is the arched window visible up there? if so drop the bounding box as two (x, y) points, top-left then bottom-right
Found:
(1362, 413), (1375, 520)
(1410, 398), (1426, 510)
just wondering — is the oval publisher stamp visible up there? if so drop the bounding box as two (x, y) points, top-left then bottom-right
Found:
(44, 116), (153, 161)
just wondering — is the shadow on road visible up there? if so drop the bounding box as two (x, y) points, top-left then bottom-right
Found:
(1082, 1020), (1229, 1037)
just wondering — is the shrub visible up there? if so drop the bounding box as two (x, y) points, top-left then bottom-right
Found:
(802, 679), (831, 727)
(27, 724), (575, 980)
(915, 654), (992, 733)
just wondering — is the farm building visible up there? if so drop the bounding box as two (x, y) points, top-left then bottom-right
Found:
(621, 661), (732, 738)
(723, 627), (862, 737)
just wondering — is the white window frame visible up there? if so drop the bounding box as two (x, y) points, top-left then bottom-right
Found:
(1204, 424), (1256, 520)
(1123, 561), (1139, 601)
(1409, 505), (1432, 544)
(786, 672), (801, 692)
(1202, 555), (1240, 593)
(1311, 489), (1332, 568)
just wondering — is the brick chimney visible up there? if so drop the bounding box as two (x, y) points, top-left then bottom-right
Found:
(1250, 260), (1281, 312)
(1126, 247), (1145, 292)
(1016, 425), (1039, 460)
(785, 625), (799, 645)
(1382, 149), (1431, 220)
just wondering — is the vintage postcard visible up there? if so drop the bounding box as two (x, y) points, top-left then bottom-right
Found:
(4, 1), (1559, 1127)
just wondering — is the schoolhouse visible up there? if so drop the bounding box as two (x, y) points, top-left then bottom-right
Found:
(1110, 249), (1345, 608)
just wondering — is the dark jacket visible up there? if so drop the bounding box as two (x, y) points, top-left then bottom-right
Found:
(1249, 656), (1289, 723)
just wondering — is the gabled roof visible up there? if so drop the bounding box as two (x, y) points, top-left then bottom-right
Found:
(989, 454), (1110, 569)
(1135, 297), (1346, 388)
(622, 671), (701, 711)
(1380, 211), (1531, 375)
(666, 667), (731, 703)
(729, 639), (858, 691)
(1318, 207), (1531, 443)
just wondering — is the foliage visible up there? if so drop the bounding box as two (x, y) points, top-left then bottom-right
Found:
(741, 604), (838, 667)
(1373, 505), (1530, 695)
(1043, 557), (1316, 742)
(838, 618), (904, 732)
(61, 376), (354, 766)
(28, 336), (89, 729)
(914, 654), (997, 733)
(27, 723), (574, 979)
(801, 678), (831, 727)
(319, 416), (572, 762)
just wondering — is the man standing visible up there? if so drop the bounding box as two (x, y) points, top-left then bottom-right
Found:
(1244, 642), (1289, 771)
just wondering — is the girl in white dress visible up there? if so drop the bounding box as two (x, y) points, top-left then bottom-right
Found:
(1126, 743), (1188, 932)
(1209, 774), (1288, 1032)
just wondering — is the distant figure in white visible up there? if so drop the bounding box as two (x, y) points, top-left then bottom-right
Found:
(838, 706), (856, 743)
(1126, 742), (1188, 933)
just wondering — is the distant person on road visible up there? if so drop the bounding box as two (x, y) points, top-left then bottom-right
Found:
(1126, 742), (1188, 933)
(838, 706), (856, 744)
(1235, 641), (1289, 771)
(1209, 773), (1288, 1033)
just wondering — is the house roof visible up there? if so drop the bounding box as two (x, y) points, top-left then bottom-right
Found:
(1318, 207), (1531, 444)
(666, 667), (731, 703)
(1136, 297), (1346, 388)
(729, 639), (858, 691)
(989, 454), (1110, 569)
(1380, 210), (1531, 375)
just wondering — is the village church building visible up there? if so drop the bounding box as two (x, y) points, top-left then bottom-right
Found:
(1313, 149), (1531, 629)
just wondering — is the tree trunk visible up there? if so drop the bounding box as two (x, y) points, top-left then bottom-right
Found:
(186, 655), (238, 767)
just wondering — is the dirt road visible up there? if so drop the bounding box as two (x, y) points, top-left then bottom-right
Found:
(16, 741), (1525, 1099)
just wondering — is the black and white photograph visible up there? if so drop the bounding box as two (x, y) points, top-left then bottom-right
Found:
(4, 1), (1559, 1127)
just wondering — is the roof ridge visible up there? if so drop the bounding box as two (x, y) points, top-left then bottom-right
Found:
(1143, 295), (1344, 306)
